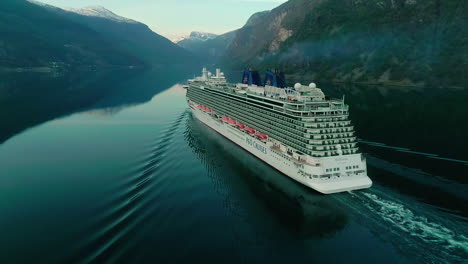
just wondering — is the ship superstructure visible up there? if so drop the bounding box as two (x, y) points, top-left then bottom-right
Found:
(186, 68), (372, 194)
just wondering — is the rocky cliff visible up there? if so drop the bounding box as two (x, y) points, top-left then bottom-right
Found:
(221, 0), (467, 88)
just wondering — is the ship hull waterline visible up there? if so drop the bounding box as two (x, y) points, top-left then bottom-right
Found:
(190, 107), (372, 194)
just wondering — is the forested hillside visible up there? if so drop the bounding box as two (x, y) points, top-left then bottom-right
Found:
(220, 0), (467, 88)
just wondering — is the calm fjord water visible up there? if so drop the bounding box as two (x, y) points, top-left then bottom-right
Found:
(0, 71), (467, 264)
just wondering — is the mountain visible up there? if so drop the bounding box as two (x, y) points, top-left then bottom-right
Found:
(0, 0), (195, 70)
(176, 31), (220, 57)
(177, 31), (218, 44)
(0, 0), (142, 69)
(59, 5), (195, 68)
(174, 10), (273, 66)
(176, 30), (237, 65)
(65, 6), (138, 24)
(220, 0), (468, 88)
(178, 11), (270, 66)
(244, 10), (270, 26)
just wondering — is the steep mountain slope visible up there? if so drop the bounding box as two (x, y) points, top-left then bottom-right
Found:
(0, 0), (142, 68)
(178, 30), (237, 65)
(0, 0), (196, 69)
(177, 11), (271, 66)
(66, 6), (138, 24)
(60, 6), (195, 67)
(221, 0), (468, 88)
(176, 31), (219, 59)
(177, 31), (218, 47)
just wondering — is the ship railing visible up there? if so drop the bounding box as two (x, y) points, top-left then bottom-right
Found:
(304, 124), (353, 131)
(301, 112), (349, 118)
(303, 117), (350, 123)
(308, 137), (357, 145)
(308, 130), (355, 136)
(270, 145), (318, 167)
(304, 123), (354, 131)
(308, 131), (354, 137)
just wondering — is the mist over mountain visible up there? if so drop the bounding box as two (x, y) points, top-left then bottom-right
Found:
(187, 0), (467, 88)
(177, 30), (237, 66)
(0, 0), (196, 70)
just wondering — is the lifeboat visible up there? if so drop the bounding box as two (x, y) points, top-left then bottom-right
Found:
(206, 108), (212, 113)
(221, 117), (229, 122)
(256, 132), (268, 141)
(244, 127), (256, 134)
(236, 123), (246, 130)
(228, 119), (237, 125)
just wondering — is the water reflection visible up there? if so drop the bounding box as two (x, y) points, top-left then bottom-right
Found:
(0, 68), (190, 144)
(321, 83), (468, 161)
(184, 115), (348, 239)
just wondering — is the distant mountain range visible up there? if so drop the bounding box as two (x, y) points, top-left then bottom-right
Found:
(176, 31), (236, 65)
(0, 0), (196, 70)
(176, 32), (218, 44)
(190, 0), (468, 88)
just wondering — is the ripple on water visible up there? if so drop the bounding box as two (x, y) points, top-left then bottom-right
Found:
(62, 110), (189, 263)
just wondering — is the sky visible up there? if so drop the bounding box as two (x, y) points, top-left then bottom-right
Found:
(38, 0), (288, 40)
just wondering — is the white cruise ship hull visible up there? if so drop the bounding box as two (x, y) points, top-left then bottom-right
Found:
(190, 106), (372, 194)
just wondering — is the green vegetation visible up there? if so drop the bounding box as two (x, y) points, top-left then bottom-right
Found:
(0, 0), (140, 68)
(0, 0), (196, 70)
(221, 0), (467, 88)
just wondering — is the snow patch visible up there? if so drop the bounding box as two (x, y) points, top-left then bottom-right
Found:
(66, 6), (138, 24)
(175, 32), (217, 43)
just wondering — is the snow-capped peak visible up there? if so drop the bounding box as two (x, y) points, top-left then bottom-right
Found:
(189, 31), (217, 40)
(66, 6), (138, 24)
(174, 31), (217, 43)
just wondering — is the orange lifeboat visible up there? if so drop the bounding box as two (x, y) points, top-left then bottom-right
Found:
(256, 132), (268, 141)
(228, 119), (237, 125)
(221, 117), (229, 122)
(245, 127), (256, 134)
(236, 123), (245, 130)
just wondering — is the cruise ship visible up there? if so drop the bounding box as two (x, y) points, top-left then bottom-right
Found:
(186, 68), (372, 194)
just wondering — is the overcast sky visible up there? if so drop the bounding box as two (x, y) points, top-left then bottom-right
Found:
(38, 0), (287, 40)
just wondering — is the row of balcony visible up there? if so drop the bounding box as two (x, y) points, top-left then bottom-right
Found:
(310, 149), (360, 157)
(309, 137), (357, 145)
(310, 132), (355, 140)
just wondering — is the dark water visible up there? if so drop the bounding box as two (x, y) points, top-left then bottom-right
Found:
(0, 71), (467, 264)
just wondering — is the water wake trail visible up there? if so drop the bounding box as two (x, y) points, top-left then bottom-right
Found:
(346, 190), (468, 264)
(358, 139), (468, 165)
(65, 111), (188, 264)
